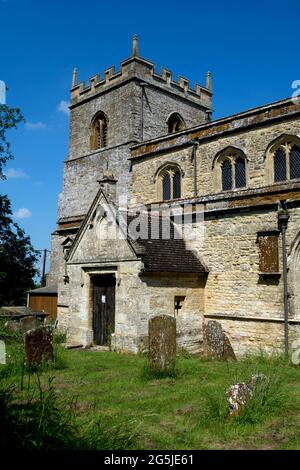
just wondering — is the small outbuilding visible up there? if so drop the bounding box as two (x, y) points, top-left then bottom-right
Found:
(27, 285), (58, 320)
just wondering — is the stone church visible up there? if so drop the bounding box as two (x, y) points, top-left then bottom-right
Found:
(47, 36), (300, 356)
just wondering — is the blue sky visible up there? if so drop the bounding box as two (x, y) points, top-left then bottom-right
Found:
(1, 0), (300, 275)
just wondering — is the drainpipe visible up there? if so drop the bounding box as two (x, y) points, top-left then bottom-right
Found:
(190, 140), (199, 196)
(140, 82), (148, 141)
(277, 200), (290, 357)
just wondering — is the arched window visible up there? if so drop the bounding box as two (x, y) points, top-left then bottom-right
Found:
(221, 159), (232, 191)
(167, 113), (186, 133)
(216, 149), (247, 192)
(235, 157), (246, 188)
(289, 145), (300, 180)
(162, 173), (171, 200)
(270, 138), (300, 183)
(90, 112), (108, 150)
(274, 147), (286, 182)
(157, 165), (182, 201)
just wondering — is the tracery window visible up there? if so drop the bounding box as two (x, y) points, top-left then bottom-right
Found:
(158, 166), (182, 201)
(218, 151), (247, 191)
(272, 140), (300, 182)
(167, 113), (186, 133)
(90, 112), (108, 150)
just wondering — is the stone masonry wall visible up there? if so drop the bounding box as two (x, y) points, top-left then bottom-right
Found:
(141, 86), (208, 142)
(63, 260), (205, 353)
(131, 114), (300, 204)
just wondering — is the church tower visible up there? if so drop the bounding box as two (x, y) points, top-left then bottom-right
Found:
(47, 36), (212, 291)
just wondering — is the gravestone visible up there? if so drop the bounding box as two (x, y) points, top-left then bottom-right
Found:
(149, 315), (176, 374)
(20, 316), (39, 332)
(203, 320), (236, 361)
(4, 321), (20, 333)
(226, 373), (268, 416)
(24, 326), (53, 366)
(0, 340), (6, 364)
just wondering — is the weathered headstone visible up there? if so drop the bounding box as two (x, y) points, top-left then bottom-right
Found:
(203, 320), (236, 361)
(226, 382), (253, 416)
(226, 373), (268, 416)
(20, 316), (39, 332)
(0, 340), (6, 364)
(24, 326), (53, 366)
(4, 321), (20, 333)
(149, 315), (176, 374)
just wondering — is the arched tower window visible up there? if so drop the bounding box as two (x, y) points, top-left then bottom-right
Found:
(167, 113), (186, 133)
(215, 148), (247, 192)
(156, 165), (182, 201)
(90, 112), (108, 150)
(269, 137), (300, 183)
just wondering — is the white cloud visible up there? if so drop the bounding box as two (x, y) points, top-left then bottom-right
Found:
(13, 208), (32, 219)
(57, 100), (70, 115)
(25, 121), (47, 130)
(4, 168), (28, 179)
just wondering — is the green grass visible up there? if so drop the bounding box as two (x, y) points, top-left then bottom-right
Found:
(1, 339), (300, 450)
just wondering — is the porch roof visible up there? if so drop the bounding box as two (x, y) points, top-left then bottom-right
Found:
(126, 212), (207, 274)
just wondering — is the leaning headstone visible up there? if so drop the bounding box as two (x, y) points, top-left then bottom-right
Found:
(149, 315), (176, 374)
(24, 326), (53, 366)
(226, 373), (268, 416)
(203, 320), (236, 361)
(0, 340), (6, 364)
(20, 316), (39, 332)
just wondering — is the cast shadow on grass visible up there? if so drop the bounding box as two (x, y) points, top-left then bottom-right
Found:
(0, 370), (140, 450)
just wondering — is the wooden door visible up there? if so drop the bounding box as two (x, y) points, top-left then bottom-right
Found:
(92, 275), (116, 345)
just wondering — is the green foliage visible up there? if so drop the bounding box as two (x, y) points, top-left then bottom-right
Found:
(83, 414), (140, 450)
(140, 360), (177, 380)
(0, 375), (79, 449)
(0, 194), (38, 306)
(236, 375), (288, 425)
(0, 343), (300, 450)
(0, 104), (24, 180)
(53, 332), (67, 344)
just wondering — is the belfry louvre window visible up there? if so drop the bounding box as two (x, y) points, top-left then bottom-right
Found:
(90, 113), (108, 150)
(257, 232), (279, 274)
(272, 140), (300, 183)
(167, 113), (186, 133)
(159, 166), (182, 201)
(220, 152), (247, 191)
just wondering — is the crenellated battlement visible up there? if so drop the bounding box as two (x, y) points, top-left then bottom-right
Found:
(70, 38), (212, 110)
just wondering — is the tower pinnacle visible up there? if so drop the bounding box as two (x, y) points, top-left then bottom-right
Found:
(72, 67), (78, 88)
(132, 34), (139, 57)
(206, 71), (212, 91)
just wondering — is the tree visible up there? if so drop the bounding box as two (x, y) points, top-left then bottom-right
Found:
(0, 194), (38, 305)
(0, 103), (38, 305)
(0, 104), (24, 179)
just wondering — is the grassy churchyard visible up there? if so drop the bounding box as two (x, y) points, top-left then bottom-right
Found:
(0, 325), (300, 450)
